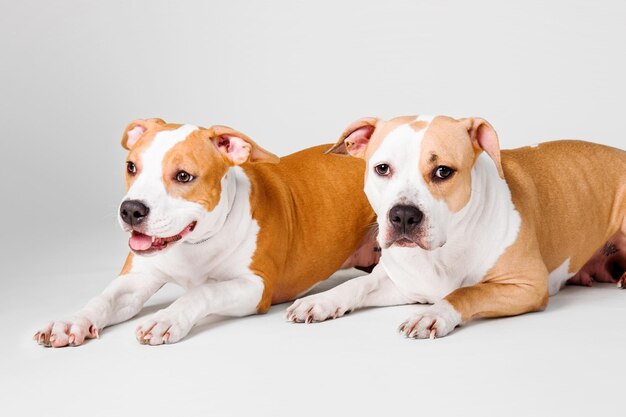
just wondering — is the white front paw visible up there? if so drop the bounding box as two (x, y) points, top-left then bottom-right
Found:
(286, 295), (348, 323)
(398, 301), (461, 339)
(136, 310), (192, 345)
(33, 316), (99, 348)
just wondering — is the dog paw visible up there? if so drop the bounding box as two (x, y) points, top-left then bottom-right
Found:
(33, 317), (99, 347)
(398, 301), (461, 339)
(136, 311), (191, 345)
(285, 295), (348, 323)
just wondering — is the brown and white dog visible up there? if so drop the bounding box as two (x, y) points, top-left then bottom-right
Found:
(34, 118), (377, 346)
(286, 115), (626, 338)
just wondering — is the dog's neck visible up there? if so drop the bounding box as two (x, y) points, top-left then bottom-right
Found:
(444, 153), (522, 280)
(139, 166), (261, 285)
(184, 167), (247, 245)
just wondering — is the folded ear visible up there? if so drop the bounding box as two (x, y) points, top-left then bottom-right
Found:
(325, 117), (379, 158)
(121, 118), (166, 150)
(207, 125), (279, 165)
(463, 117), (504, 179)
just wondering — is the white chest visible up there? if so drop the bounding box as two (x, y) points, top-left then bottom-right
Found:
(381, 248), (471, 303)
(133, 168), (261, 289)
(379, 156), (523, 304)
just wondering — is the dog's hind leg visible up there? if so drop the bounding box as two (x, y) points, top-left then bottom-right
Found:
(569, 229), (626, 287)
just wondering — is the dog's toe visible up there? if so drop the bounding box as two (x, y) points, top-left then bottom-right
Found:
(399, 302), (461, 340)
(34, 317), (96, 348)
(136, 312), (189, 345)
(286, 296), (345, 323)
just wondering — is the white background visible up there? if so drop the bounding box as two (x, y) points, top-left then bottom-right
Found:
(1, 1), (625, 416)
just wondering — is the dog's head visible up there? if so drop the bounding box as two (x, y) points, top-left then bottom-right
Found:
(118, 118), (279, 256)
(328, 115), (503, 251)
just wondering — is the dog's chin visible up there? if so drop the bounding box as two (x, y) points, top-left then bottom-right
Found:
(384, 234), (444, 251)
(392, 238), (419, 248)
(126, 221), (197, 257)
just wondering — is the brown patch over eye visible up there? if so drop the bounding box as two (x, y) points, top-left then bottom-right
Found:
(162, 131), (229, 212)
(419, 116), (475, 213)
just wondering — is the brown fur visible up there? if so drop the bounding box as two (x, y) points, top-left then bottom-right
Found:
(504, 141), (626, 276)
(120, 253), (134, 275)
(333, 115), (626, 322)
(419, 116), (477, 213)
(162, 131), (228, 212)
(120, 121), (377, 313)
(243, 145), (376, 311)
(447, 141), (626, 320)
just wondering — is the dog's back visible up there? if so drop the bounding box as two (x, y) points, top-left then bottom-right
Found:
(502, 140), (626, 274)
(242, 145), (377, 307)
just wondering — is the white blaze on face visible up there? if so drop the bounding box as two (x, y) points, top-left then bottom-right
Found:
(365, 115), (452, 249)
(119, 125), (208, 238)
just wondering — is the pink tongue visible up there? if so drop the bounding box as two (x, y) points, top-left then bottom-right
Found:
(130, 232), (153, 251)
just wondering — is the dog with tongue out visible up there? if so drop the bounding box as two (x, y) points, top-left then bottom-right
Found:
(33, 118), (378, 347)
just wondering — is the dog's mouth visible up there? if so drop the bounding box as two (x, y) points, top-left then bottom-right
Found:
(385, 234), (441, 250)
(393, 237), (419, 248)
(129, 221), (197, 254)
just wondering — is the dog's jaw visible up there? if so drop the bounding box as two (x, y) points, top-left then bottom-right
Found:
(128, 221), (197, 256)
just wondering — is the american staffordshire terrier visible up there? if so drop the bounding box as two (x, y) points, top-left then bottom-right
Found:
(34, 118), (377, 346)
(286, 115), (626, 338)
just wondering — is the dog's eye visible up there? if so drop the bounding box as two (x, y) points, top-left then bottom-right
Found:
(175, 171), (195, 183)
(126, 161), (137, 174)
(433, 166), (454, 180)
(374, 163), (391, 176)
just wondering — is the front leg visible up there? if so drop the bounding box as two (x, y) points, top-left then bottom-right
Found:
(400, 278), (549, 339)
(136, 275), (264, 345)
(286, 265), (413, 323)
(34, 265), (165, 347)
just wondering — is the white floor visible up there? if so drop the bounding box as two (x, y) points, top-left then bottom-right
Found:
(3, 262), (625, 417)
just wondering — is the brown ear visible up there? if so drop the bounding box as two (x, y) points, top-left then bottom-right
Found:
(121, 118), (166, 150)
(326, 117), (379, 158)
(207, 125), (279, 165)
(463, 117), (504, 179)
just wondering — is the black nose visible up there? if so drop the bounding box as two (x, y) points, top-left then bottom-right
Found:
(388, 205), (423, 234)
(120, 200), (150, 226)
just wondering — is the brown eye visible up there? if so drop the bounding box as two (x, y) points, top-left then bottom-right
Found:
(127, 161), (137, 174)
(374, 163), (391, 176)
(434, 166), (454, 180)
(175, 171), (195, 183)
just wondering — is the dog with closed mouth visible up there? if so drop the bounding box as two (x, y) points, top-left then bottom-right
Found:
(286, 115), (626, 338)
(34, 118), (378, 346)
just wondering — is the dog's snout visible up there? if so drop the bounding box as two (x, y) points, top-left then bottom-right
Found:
(120, 200), (150, 226)
(389, 205), (423, 234)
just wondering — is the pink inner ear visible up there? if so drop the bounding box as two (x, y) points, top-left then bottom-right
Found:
(475, 124), (504, 177)
(126, 125), (146, 148)
(218, 135), (251, 165)
(345, 125), (375, 158)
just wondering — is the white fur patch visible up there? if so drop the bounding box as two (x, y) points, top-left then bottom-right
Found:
(368, 131), (522, 305)
(365, 117), (451, 250)
(121, 125), (204, 239)
(548, 258), (574, 296)
(399, 299), (462, 339)
(37, 126), (268, 346)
